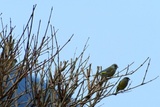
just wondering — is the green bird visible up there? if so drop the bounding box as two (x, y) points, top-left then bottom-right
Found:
(11, 59), (17, 67)
(115, 77), (130, 95)
(99, 64), (118, 78)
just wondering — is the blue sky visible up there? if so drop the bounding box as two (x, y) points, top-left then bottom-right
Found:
(1, 0), (160, 107)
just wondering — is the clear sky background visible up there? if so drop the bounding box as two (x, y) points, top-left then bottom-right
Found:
(1, 0), (160, 107)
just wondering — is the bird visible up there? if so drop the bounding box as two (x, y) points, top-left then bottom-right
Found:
(12, 59), (17, 67)
(99, 64), (118, 78)
(115, 77), (130, 95)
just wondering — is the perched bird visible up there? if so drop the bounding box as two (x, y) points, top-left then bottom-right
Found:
(12, 59), (17, 67)
(115, 77), (130, 95)
(99, 64), (118, 78)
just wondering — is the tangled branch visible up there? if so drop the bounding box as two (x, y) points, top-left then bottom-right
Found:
(0, 5), (158, 107)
